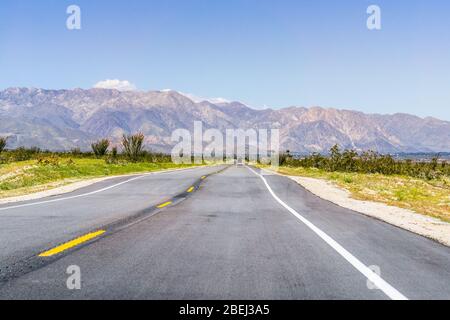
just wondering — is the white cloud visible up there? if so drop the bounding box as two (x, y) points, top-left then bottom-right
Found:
(180, 92), (230, 104)
(94, 79), (137, 91)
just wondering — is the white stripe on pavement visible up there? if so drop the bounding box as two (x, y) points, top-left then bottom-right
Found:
(0, 167), (203, 212)
(247, 166), (408, 300)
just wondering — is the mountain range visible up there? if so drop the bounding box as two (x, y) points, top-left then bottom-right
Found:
(1, 87), (449, 153)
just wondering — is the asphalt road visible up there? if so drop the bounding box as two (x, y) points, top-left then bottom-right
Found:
(0, 165), (449, 299)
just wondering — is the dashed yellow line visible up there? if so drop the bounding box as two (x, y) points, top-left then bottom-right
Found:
(38, 230), (106, 257)
(38, 175), (212, 257)
(38, 178), (209, 258)
(157, 201), (172, 208)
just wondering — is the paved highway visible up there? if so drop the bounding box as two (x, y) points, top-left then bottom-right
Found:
(0, 165), (449, 299)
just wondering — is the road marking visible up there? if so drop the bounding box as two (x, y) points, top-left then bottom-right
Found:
(201, 176), (206, 180)
(0, 167), (207, 212)
(38, 230), (106, 257)
(247, 166), (408, 301)
(157, 201), (172, 208)
(187, 186), (195, 193)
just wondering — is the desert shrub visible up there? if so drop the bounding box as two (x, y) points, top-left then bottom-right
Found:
(36, 155), (60, 166)
(105, 146), (119, 164)
(111, 146), (118, 158)
(275, 144), (449, 181)
(0, 137), (7, 154)
(278, 151), (294, 166)
(70, 147), (82, 156)
(91, 139), (110, 157)
(9, 147), (42, 161)
(328, 144), (342, 171)
(141, 150), (171, 163)
(122, 133), (145, 162)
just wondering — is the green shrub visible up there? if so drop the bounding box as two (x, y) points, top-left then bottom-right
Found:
(140, 150), (171, 163)
(70, 147), (82, 156)
(271, 144), (449, 181)
(36, 155), (60, 166)
(105, 146), (119, 164)
(0, 137), (7, 154)
(122, 133), (145, 162)
(9, 147), (42, 161)
(1, 144), (175, 166)
(91, 139), (110, 157)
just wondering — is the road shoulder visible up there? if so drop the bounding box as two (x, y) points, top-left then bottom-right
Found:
(263, 168), (450, 247)
(0, 166), (206, 205)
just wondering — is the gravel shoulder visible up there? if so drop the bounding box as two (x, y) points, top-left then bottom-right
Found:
(263, 168), (450, 247)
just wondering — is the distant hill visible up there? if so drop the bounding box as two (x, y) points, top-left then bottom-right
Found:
(1, 87), (449, 153)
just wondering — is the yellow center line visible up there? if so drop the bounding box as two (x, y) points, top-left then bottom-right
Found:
(38, 230), (106, 257)
(157, 201), (172, 208)
(187, 186), (195, 193)
(201, 176), (206, 180)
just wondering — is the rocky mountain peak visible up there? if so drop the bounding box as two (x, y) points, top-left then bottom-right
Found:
(0, 87), (449, 153)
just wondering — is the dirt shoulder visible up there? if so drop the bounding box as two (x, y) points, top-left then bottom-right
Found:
(263, 168), (450, 247)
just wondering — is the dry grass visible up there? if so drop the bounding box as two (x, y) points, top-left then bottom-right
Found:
(272, 166), (450, 223)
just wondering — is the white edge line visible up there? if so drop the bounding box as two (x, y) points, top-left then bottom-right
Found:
(0, 166), (205, 212)
(247, 166), (408, 301)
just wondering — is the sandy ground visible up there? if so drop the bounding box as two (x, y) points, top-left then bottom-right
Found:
(263, 169), (450, 247)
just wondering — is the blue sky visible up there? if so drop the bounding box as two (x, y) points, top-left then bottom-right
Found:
(0, 0), (449, 120)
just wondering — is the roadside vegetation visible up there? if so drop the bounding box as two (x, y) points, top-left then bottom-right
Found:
(122, 133), (145, 162)
(264, 145), (450, 222)
(0, 133), (199, 199)
(91, 139), (110, 157)
(279, 145), (449, 180)
(0, 136), (7, 154)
